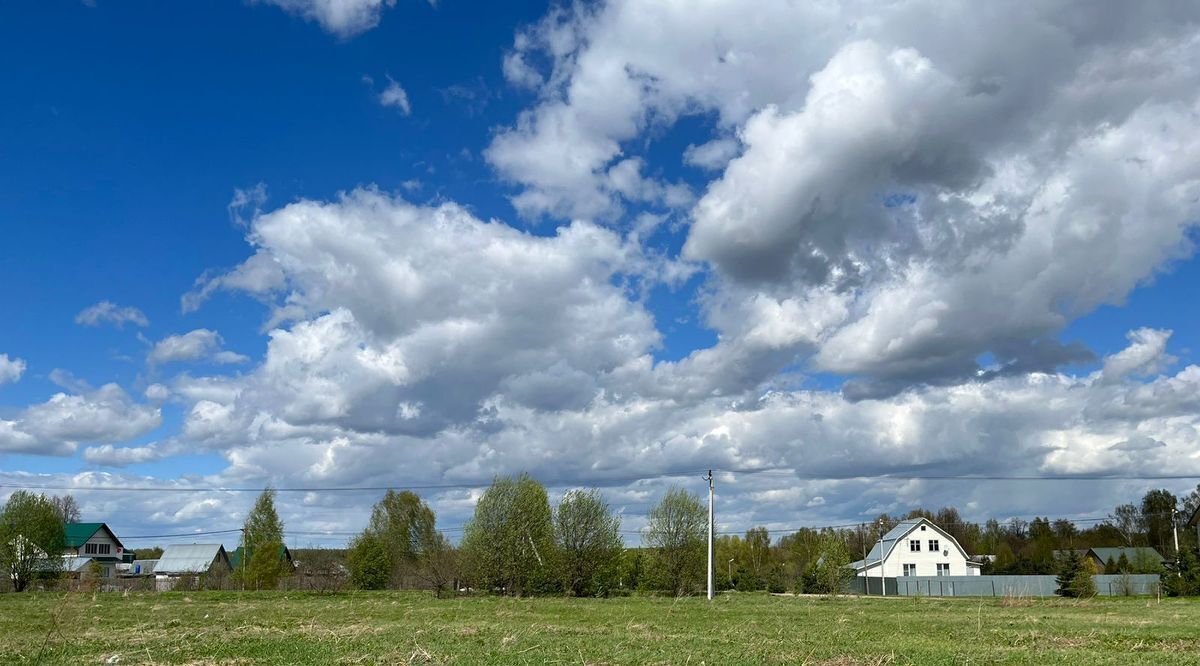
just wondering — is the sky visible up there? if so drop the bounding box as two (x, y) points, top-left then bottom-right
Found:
(2, 0), (1200, 550)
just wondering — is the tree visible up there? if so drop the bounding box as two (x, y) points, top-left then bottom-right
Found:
(461, 474), (557, 595)
(366, 490), (436, 585)
(1056, 550), (1095, 598)
(1109, 504), (1142, 546)
(642, 487), (706, 595)
(802, 535), (853, 595)
(347, 532), (390, 590)
(0, 491), (66, 592)
(1055, 550), (1083, 597)
(241, 487), (286, 589)
(413, 530), (458, 598)
(50, 495), (81, 524)
(1141, 489), (1177, 555)
(555, 489), (623, 597)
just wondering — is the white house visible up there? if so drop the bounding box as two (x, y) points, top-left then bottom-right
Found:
(849, 517), (981, 577)
(62, 523), (127, 579)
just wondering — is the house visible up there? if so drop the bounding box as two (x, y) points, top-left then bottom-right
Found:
(848, 517), (982, 577)
(1188, 505), (1200, 543)
(229, 544), (295, 574)
(62, 523), (126, 579)
(154, 544), (232, 577)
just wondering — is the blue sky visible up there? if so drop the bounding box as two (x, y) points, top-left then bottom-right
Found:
(2, 1), (1199, 545)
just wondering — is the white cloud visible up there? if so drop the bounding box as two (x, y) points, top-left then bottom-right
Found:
(148, 330), (248, 366)
(0, 354), (25, 385)
(257, 0), (397, 38)
(489, 0), (1200, 394)
(0, 384), (161, 456)
(682, 138), (739, 171)
(75, 301), (149, 328)
(83, 442), (171, 467)
(1101, 328), (1176, 382)
(378, 78), (412, 115)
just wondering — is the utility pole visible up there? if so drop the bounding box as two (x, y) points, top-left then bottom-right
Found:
(877, 519), (885, 597)
(728, 558), (734, 588)
(1173, 510), (1180, 559)
(706, 469), (714, 601)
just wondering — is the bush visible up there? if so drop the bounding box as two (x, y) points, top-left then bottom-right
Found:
(348, 533), (390, 590)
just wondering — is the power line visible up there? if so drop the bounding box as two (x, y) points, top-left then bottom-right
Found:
(6, 467), (1198, 496)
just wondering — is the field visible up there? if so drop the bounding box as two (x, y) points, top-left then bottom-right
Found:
(2, 591), (1198, 665)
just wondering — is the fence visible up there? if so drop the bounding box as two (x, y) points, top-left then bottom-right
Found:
(847, 574), (1161, 597)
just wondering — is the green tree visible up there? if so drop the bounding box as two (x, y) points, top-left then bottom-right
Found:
(366, 490), (436, 584)
(241, 487), (286, 589)
(1163, 548), (1200, 597)
(1116, 552), (1131, 573)
(461, 474), (557, 595)
(1141, 489), (1178, 555)
(1055, 550), (1094, 598)
(0, 491), (66, 591)
(555, 489), (623, 597)
(1104, 556), (1118, 575)
(803, 535), (853, 595)
(642, 487), (706, 595)
(347, 532), (390, 590)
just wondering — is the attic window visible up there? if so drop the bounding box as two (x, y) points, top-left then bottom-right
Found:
(920, 526), (927, 531)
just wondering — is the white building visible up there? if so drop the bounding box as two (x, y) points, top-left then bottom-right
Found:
(849, 517), (982, 577)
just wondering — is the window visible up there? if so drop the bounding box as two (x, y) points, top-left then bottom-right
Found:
(903, 563), (917, 576)
(909, 539), (921, 552)
(929, 539), (940, 552)
(936, 563), (950, 576)
(84, 543), (111, 555)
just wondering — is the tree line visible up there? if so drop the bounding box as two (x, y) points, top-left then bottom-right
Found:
(5, 479), (1200, 596)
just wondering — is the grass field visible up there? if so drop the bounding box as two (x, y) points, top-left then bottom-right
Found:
(1, 591), (1198, 665)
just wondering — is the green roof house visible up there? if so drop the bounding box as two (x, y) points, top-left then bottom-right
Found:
(62, 523), (126, 579)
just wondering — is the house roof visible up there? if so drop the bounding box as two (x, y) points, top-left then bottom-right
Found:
(848, 518), (970, 571)
(155, 544), (230, 574)
(130, 559), (159, 575)
(229, 544), (294, 570)
(64, 522), (124, 550)
(1188, 504), (1200, 528)
(1087, 547), (1165, 564)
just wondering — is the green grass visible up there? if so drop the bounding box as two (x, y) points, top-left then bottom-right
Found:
(1, 591), (1198, 664)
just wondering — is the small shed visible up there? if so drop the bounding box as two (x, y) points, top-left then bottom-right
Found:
(155, 544), (232, 576)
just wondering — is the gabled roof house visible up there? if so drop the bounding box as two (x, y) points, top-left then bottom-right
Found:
(849, 517), (982, 577)
(62, 523), (126, 579)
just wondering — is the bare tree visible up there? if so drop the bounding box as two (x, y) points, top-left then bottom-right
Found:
(50, 494), (81, 524)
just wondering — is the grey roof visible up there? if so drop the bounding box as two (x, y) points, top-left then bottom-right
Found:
(130, 559), (159, 575)
(1088, 547), (1164, 564)
(849, 518), (966, 571)
(155, 544), (230, 574)
(62, 556), (96, 572)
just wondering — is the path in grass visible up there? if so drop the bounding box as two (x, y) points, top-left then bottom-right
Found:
(1, 591), (1198, 664)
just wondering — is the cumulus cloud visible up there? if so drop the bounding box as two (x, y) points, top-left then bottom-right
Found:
(1101, 328), (1176, 382)
(378, 78), (412, 115)
(256, 0), (397, 38)
(0, 384), (161, 456)
(0, 353), (25, 385)
(491, 0), (1200, 394)
(148, 330), (249, 366)
(75, 301), (149, 328)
